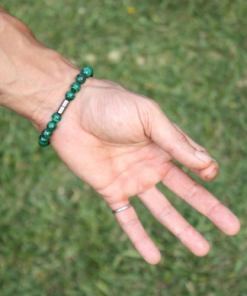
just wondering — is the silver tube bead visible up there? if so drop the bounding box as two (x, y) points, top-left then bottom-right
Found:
(61, 99), (69, 108)
(57, 106), (65, 114)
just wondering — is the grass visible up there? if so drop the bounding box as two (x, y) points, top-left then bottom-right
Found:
(0, 0), (247, 295)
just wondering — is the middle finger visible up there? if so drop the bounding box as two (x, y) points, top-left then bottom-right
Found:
(138, 186), (210, 256)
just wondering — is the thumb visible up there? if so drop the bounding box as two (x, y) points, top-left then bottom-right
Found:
(149, 102), (213, 170)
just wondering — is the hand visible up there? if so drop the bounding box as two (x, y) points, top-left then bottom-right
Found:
(43, 78), (240, 264)
(0, 8), (240, 265)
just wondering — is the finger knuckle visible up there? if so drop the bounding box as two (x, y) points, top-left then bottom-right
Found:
(176, 223), (193, 239)
(122, 217), (139, 229)
(184, 182), (200, 200)
(166, 132), (188, 155)
(177, 132), (189, 146)
(162, 166), (177, 186)
(156, 204), (173, 222)
(207, 202), (222, 218)
(133, 234), (149, 246)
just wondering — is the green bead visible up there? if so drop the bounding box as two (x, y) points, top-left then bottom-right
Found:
(76, 73), (86, 84)
(81, 66), (93, 77)
(47, 121), (57, 131)
(71, 82), (81, 92)
(38, 135), (49, 147)
(65, 91), (75, 101)
(42, 129), (52, 139)
(52, 112), (62, 122)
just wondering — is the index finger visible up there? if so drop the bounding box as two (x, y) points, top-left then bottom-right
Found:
(149, 103), (214, 170)
(172, 123), (220, 181)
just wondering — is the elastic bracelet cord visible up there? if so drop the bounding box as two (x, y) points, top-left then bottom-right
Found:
(38, 66), (93, 147)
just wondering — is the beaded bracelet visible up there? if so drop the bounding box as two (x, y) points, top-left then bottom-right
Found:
(38, 66), (93, 147)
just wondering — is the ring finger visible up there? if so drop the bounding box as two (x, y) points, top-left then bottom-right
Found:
(110, 200), (161, 264)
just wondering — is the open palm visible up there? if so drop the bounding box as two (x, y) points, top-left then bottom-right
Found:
(51, 78), (240, 264)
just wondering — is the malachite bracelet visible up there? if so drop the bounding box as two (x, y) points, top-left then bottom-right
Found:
(38, 66), (93, 147)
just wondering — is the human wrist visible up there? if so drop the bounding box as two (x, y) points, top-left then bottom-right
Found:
(0, 48), (90, 133)
(0, 8), (92, 133)
(27, 53), (92, 133)
(35, 62), (93, 141)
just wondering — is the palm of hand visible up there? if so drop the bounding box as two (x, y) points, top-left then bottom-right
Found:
(51, 78), (240, 264)
(53, 80), (170, 202)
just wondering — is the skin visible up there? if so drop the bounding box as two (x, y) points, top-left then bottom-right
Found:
(0, 7), (240, 264)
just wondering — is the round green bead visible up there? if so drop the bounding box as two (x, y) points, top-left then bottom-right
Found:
(38, 135), (49, 147)
(76, 73), (87, 84)
(42, 129), (52, 139)
(52, 113), (62, 123)
(71, 82), (81, 92)
(81, 66), (93, 77)
(47, 121), (57, 131)
(65, 91), (75, 101)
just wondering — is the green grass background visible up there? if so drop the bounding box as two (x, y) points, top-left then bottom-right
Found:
(0, 0), (247, 295)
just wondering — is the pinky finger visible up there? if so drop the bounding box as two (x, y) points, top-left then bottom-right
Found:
(110, 201), (161, 265)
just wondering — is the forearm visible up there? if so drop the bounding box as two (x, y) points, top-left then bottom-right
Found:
(0, 8), (81, 132)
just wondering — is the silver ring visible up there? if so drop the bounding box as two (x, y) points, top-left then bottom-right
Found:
(112, 204), (132, 214)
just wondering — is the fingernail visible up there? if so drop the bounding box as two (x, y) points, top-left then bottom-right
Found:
(195, 150), (213, 163)
(206, 169), (217, 180)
